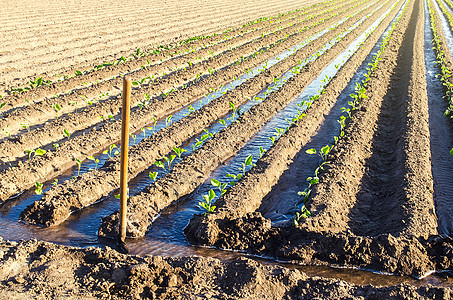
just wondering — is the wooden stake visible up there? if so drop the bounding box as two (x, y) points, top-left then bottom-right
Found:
(119, 76), (131, 243)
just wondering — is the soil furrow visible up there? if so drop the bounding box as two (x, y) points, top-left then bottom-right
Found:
(0, 0), (348, 139)
(19, 1), (377, 227)
(0, 0), (333, 109)
(94, 1), (392, 239)
(295, 0), (436, 238)
(0, 0), (321, 95)
(0, 0), (356, 152)
(0, 1), (368, 205)
(184, 0), (404, 230)
(183, 0), (453, 278)
(0, 0), (327, 60)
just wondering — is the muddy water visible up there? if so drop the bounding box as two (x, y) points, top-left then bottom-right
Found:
(1, 0), (451, 289)
(424, 0), (453, 235)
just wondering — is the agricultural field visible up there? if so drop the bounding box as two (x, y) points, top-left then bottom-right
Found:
(0, 0), (453, 298)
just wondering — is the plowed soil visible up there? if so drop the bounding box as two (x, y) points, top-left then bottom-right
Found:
(1, 0), (453, 298)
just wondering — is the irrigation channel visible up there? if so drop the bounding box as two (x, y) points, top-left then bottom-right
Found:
(0, 0), (452, 292)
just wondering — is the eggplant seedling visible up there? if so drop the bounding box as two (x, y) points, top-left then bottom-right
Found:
(165, 115), (173, 126)
(130, 134), (137, 145)
(163, 155), (176, 171)
(20, 122), (30, 132)
(241, 155), (254, 176)
(211, 179), (227, 195)
(52, 103), (62, 120)
(102, 144), (118, 158)
(306, 145), (331, 161)
(75, 158), (82, 176)
(35, 182), (44, 195)
(259, 146), (265, 158)
(199, 189), (216, 214)
(293, 205), (311, 227)
(173, 146), (187, 159)
(149, 171), (158, 181)
(63, 128), (70, 139)
(87, 156), (99, 169)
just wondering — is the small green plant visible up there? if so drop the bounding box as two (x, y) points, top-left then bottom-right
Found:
(52, 103), (62, 120)
(87, 156), (99, 169)
(259, 146), (265, 158)
(103, 144), (119, 158)
(0, 102), (6, 111)
(241, 155), (254, 176)
(199, 189), (216, 214)
(211, 179), (227, 195)
(2, 126), (10, 137)
(75, 158), (82, 176)
(293, 205), (311, 227)
(20, 122), (30, 132)
(63, 128), (70, 139)
(165, 115), (173, 126)
(173, 146), (187, 159)
(26, 148), (47, 159)
(306, 145), (331, 161)
(149, 171), (158, 181)
(130, 134), (137, 145)
(35, 182), (44, 195)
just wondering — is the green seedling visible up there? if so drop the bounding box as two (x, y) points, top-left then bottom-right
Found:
(52, 103), (62, 120)
(130, 134), (137, 145)
(2, 126), (10, 137)
(293, 205), (311, 227)
(154, 161), (166, 170)
(306, 145), (331, 161)
(52, 179), (58, 186)
(163, 155), (176, 171)
(149, 171), (158, 181)
(35, 182), (44, 195)
(241, 155), (254, 176)
(75, 158), (82, 176)
(298, 188), (311, 203)
(35, 148), (47, 156)
(259, 146), (265, 158)
(63, 128), (70, 139)
(173, 146), (187, 159)
(211, 179), (228, 195)
(199, 189), (216, 214)
(29, 77), (43, 89)
(140, 127), (146, 139)
(219, 119), (227, 128)
(87, 156), (99, 169)
(226, 173), (241, 186)
(30, 148), (47, 157)
(165, 115), (173, 126)
(103, 144), (118, 158)
(52, 143), (59, 148)
(0, 102), (6, 111)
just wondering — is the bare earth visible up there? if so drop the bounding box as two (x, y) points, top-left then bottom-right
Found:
(0, 0), (314, 94)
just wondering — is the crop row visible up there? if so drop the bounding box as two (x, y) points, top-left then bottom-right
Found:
(0, 0), (340, 110)
(429, 0), (453, 143)
(94, 0), (395, 239)
(0, 0), (366, 206)
(20, 0), (374, 227)
(0, 0), (351, 142)
(196, 0), (406, 229)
